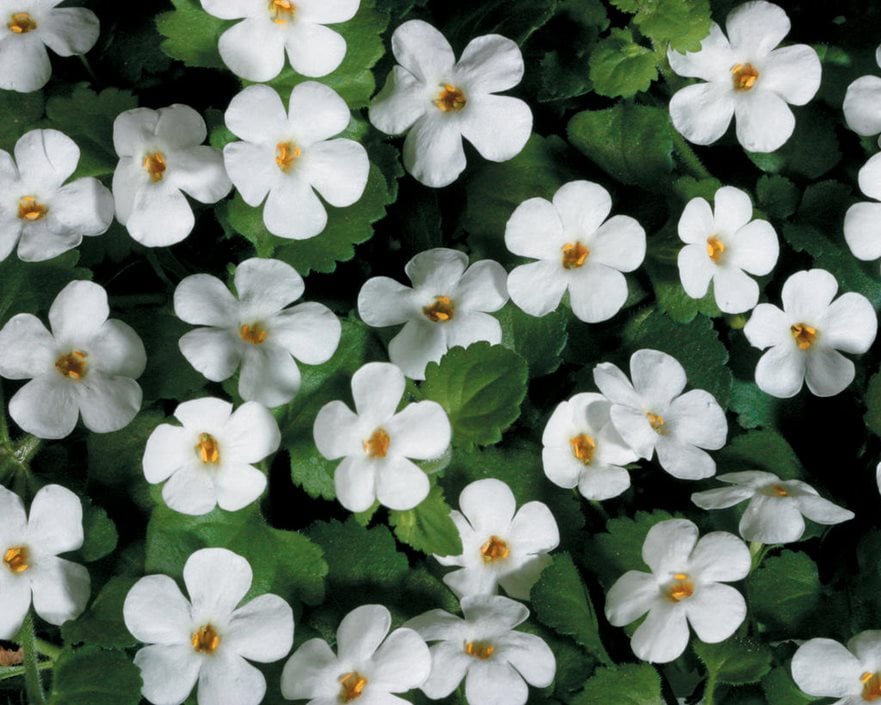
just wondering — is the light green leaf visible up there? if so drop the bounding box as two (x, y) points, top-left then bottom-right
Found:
(694, 636), (773, 685)
(62, 577), (139, 649)
(748, 551), (821, 633)
(571, 663), (662, 705)
(588, 28), (657, 98)
(496, 303), (569, 377)
(718, 429), (803, 479)
(588, 510), (675, 588)
(156, 0), (225, 69)
(389, 484), (462, 556)
(632, 0), (711, 52)
(644, 256), (721, 325)
(48, 646), (142, 705)
(442, 0), (559, 45)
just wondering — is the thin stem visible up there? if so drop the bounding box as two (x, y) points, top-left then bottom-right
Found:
(33, 640), (62, 661)
(672, 129), (714, 181)
(78, 55), (99, 85)
(18, 612), (46, 705)
(0, 383), (10, 447)
(15, 436), (42, 467)
(704, 671), (718, 705)
(0, 660), (54, 683)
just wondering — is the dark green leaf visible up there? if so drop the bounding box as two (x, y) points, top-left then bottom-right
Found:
(496, 303), (569, 377)
(718, 429), (803, 479)
(62, 577), (139, 649)
(156, 0), (225, 69)
(571, 663), (662, 705)
(80, 502), (119, 562)
(388, 484), (462, 556)
(588, 29), (657, 98)
(748, 551), (821, 633)
(48, 646), (142, 705)
(588, 510), (675, 588)
(694, 636), (773, 685)
(0, 89), (44, 152)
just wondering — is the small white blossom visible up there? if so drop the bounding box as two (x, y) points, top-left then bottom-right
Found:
(0, 280), (146, 439)
(174, 257), (341, 408)
(281, 604), (431, 705)
(124, 547), (293, 705)
(677, 186), (778, 313)
(369, 19), (532, 187)
(743, 269), (877, 398)
(0, 129), (113, 262)
(112, 104), (231, 247)
(143, 397), (280, 516)
(358, 247), (508, 380)
(667, 0), (821, 153)
(692, 471), (854, 544)
(505, 181), (646, 323)
(843, 45), (881, 142)
(223, 82), (369, 240)
(436, 478), (559, 601)
(313, 362), (450, 512)
(605, 518), (750, 664)
(0, 484), (90, 639)
(0, 0), (99, 92)
(844, 154), (881, 268)
(542, 392), (639, 501)
(792, 631), (881, 704)
(406, 594), (556, 705)
(593, 349), (727, 480)
(201, 0), (359, 82)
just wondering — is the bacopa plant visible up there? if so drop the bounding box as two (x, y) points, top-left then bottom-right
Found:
(1, 1), (880, 704)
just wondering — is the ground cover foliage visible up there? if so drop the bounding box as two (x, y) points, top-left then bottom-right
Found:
(1, 0), (881, 704)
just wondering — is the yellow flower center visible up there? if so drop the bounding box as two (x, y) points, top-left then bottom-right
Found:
(706, 236), (725, 263)
(771, 484), (789, 497)
(666, 573), (694, 602)
(862, 672), (881, 701)
(434, 84), (467, 112)
(8, 12), (36, 33)
(338, 672), (368, 702)
(191, 624), (221, 654)
(275, 141), (301, 172)
(646, 412), (665, 433)
(731, 63), (759, 91)
(240, 322), (268, 344)
(790, 323), (817, 350)
(423, 295), (455, 323)
(55, 350), (88, 380)
(195, 433), (220, 465)
(143, 151), (167, 182)
(3, 546), (29, 573)
(465, 641), (495, 660)
(363, 428), (390, 458)
(480, 535), (510, 563)
(561, 241), (589, 269)
(269, 0), (296, 23)
(569, 433), (596, 465)
(18, 195), (47, 221)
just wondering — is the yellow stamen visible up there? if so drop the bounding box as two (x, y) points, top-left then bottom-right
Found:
(423, 295), (454, 323)
(771, 484), (789, 497)
(480, 535), (510, 563)
(191, 624), (221, 654)
(569, 433), (596, 464)
(143, 151), (167, 182)
(433, 84), (467, 112)
(18, 196), (47, 221)
(706, 236), (725, 263)
(731, 63), (759, 91)
(338, 672), (367, 702)
(240, 322), (268, 345)
(666, 573), (694, 602)
(646, 412), (665, 433)
(269, 0), (296, 23)
(195, 433), (220, 464)
(55, 350), (88, 380)
(561, 242), (589, 269)
(363, 428), (390, 458)
(790, 323), (817, 350)
(862, 672), (881, 701)
(8, 12), (36, 33)
(465, 641), (495, 660)
(275, 141), (301, 172)
(3, 546), (29, 573)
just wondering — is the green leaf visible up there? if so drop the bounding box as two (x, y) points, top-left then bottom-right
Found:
(442, 0), (559, 45)
(866, 371), (881, 437)
(568, 104), (674, 189)
(631, 0), (711, 52)
(388, 484), (462, 556)
(718, 429), (803, 479)
(587, 510), (675, 588)
(588, 28), (658, 98)
(87, 408), (163, 495)
(0, 89), (44, 152)
(48, 646), (142, 705)
(762, 666), (817, 705)
(421, 342), (528, 446)
(694, 636), (773, 685)
(80, 502), (119, 562)
(62, 577), (139, 649)
(756, 175), (800, 220)
(746, 106), (841, 179)
(496, 303), (569, 377)
(0, 252), (90, 325)
(729, 379), (786, 430)
(748, 551), (821, 633)
(531, 552), (611, 664)
(156, 0), (225, 69)
(644, 256), (721, 324)
(571, 663), (662, 705)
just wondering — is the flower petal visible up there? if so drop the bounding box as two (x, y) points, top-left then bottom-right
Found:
(39, 7), (100, 56)
(300, 139), (368, 207)
(284, 22), (347, 78)
(358, 276), (418, 328)
(419, 641), (470, 699)
(224, 593), (293, 662)
(334, 456), (377, 512)
(167, 146), (231, 204)
(351, 361), (405, 422)
(125, 180), (196, 247)
(184, 547), (252, 619)
(727, 218), (778, 275)
(0, 574), (30, 640)
(15, 129), (79, 190)
(9, 376), (78, 440)
(743, 302), (788, 349)
(384, 401), (450, 459)
(197, 651), (267, 705)
(49, 280), (108, 343)
(725, 0), (791, 57)
(179, 328), (242, 382)
(655, 435), (717, 480)
(686, 583), (746, 643)
(754, 344), (805, 398)
(504, 196), (564, 259)
(0, 34), (50, 92)
(820, 292), (877, 354)
(370, 627), (432, 692)
(444, 311), (502, 349)
(691, 485), (754, 510)
(90, 319), (147, 379)
(734, 90), (795, 153)
(238, 343), (301, 407)
(280, 638), (340, 701)
(781, 269), (838, 322)
(313, 401), (363, 459)
(263, 174), (327, 239)
(375, 456), (430, 511)
(0, 313), (55, 379)
(630, 602), (690, 663)
(669, 82), (735, 146)
(805, 347), (855, 398)
(391, 20), (455, 83)
(667, 23), (733, 81)
(791, 638), (863, 698)
(162, 465), (218, 516)
(214, 463), (267, 512)
(218, 17), (286, 82)
(388, 318), (447, 380)
(74, 374), (143, 434)
(630, 349), (687, 407)
(506, 261), (568, 317)
(590, 215), (646, 272)
(27, 484), (83, 555)
(336, 604), (391, 664)
(678, 197), (714, 245)
(498, 630), (556, 687)
(235, 257), (304, 318)
(174, 274), (238, 327)
(465, 660), (529, 705)
(688, 531), (751, 582)
(223, 144), (277, 206)
(643, 519), (699, 575)
(567, 264), (628, 323)
(123, 574), (193, 645)
(369, 65), (430, 136)
(458, 478), (516, 535)
(506, 501), (560, 556)
(455, 34), (524, 94)
(794, 494), (854, 526)
(459, 95), (532, 162)
(454, 260), (508, 313)
(760, 44), (821, 106)
(222, 401), (281, 463)
(845, 75), (881, 137)
(402, 114), (466, 188)
(30, 555), (90, 626)
(845, 201), (881, 262)
(134, 644), (201, 705)
(287, 80), (353, 144)
(666, 388), (727, 450)
(739, 494), (804, 543)
(577, 464), (631, 501)
(678, 243), (714, 299)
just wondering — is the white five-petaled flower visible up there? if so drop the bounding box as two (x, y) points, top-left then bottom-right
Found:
(844, 153), (881, 269)
(224, 82), (369, 240)
(174, 257), (341, 408)
(0, 0), (99, 92)
(435, 478), (559, 601)
(667, 0), (821, 153)
(0, 484), (90, 639)
(281, 603), (431, 705)
(505, 180), (646, 323)
(358, 248), (508, 380)
(677, 186), (779, 314)
(369, 19), (532, 188)
(201, 0), (358, 82)
(143, 397), (281, 516)
(0, 280), (146, 439)
(0, 129), (113, 262)
(843, 45), (881, 142)
(313, 362), (450, 512)
(792, 631), (881, 705)
(691, 471), (854, 544)
(593, 349), (728, 480)
(123, 548), (293, 705)
(112, 104), (232, 247)
(406, 594), (556, 705)
(605, 518), (750, 664)
(743, 269), (877, 398)
(542, 392), (639, 501)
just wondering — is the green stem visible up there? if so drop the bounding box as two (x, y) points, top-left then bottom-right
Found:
(15, 436), (42, 467)
(0, 660), (54, 683)
(749, 541), (770, 571)
(704, 671), (718, 705)
(18, 612), (46, 705)
(0, 383), (10, 447)
(672, 129), (713, 181)
(34, 640), (62, 661)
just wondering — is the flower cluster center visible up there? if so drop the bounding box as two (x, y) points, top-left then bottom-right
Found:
(196, 433), (221, 465)
(423, 295), (455, 323)
(240, 322), (268, 345)
(3, 546), (29, 573)
(561, 241), (589, 269)
(706, 236), (725, 263)
(646, 412), (666, 433)
(861, 672), (881, 701)
(480, 535), (510, 563)
(665, 572), (694, 602)
(465, 640), (495, 660)
(771, 484), (789, 497)
(276, 141), (301, 172)
(191, 624), (221, 654)
(338, 672), (368, 702)
(434, 84), (467, 112)
(8, 12), (36, 34)
(18, 195), (48, 221)
(269, 0), (296, 23)
(55, 350), (88, 380)
(143, 151), (167, 182)
(731, 63), (760, 91)
(790, 323), (817, 350)
(569, 433), (596, 465)
(363, 428), (390, 458)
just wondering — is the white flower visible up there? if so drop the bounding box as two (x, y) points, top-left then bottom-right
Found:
(406, 594), (555, 705)
(593, 349), (727, 480)
(357, 248), (508, 380)
(0, 280), (146, 439)
(112, 104), (231, 247)
(0, 129), (113, 262)
(505, 180), (646, 323)
(369, 19), (532, 188)
(743, 269), (877, 398)
(174, 257), (341, 408)
(843, 46), (881, 142)
(0, 0), (99, 92)
(691, 471), (854, 544)
(605, 518), (750, 664)
(223, 82), (369, 240)
(280, 603), (430, 705)
(541, 392), (639, 501)
(436, 478), (559, 600)
(143, 397), (280, 516)
(201, 0), (358, 82)
(0, 484), (89, 639)
(677, 186), (778, 314)
(124, 547), (293, 705)
(792, 631), (881, 705)
(844, 154), (881, 268)
(313, 362), (450, 512)
(667, 0), (821, 153)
